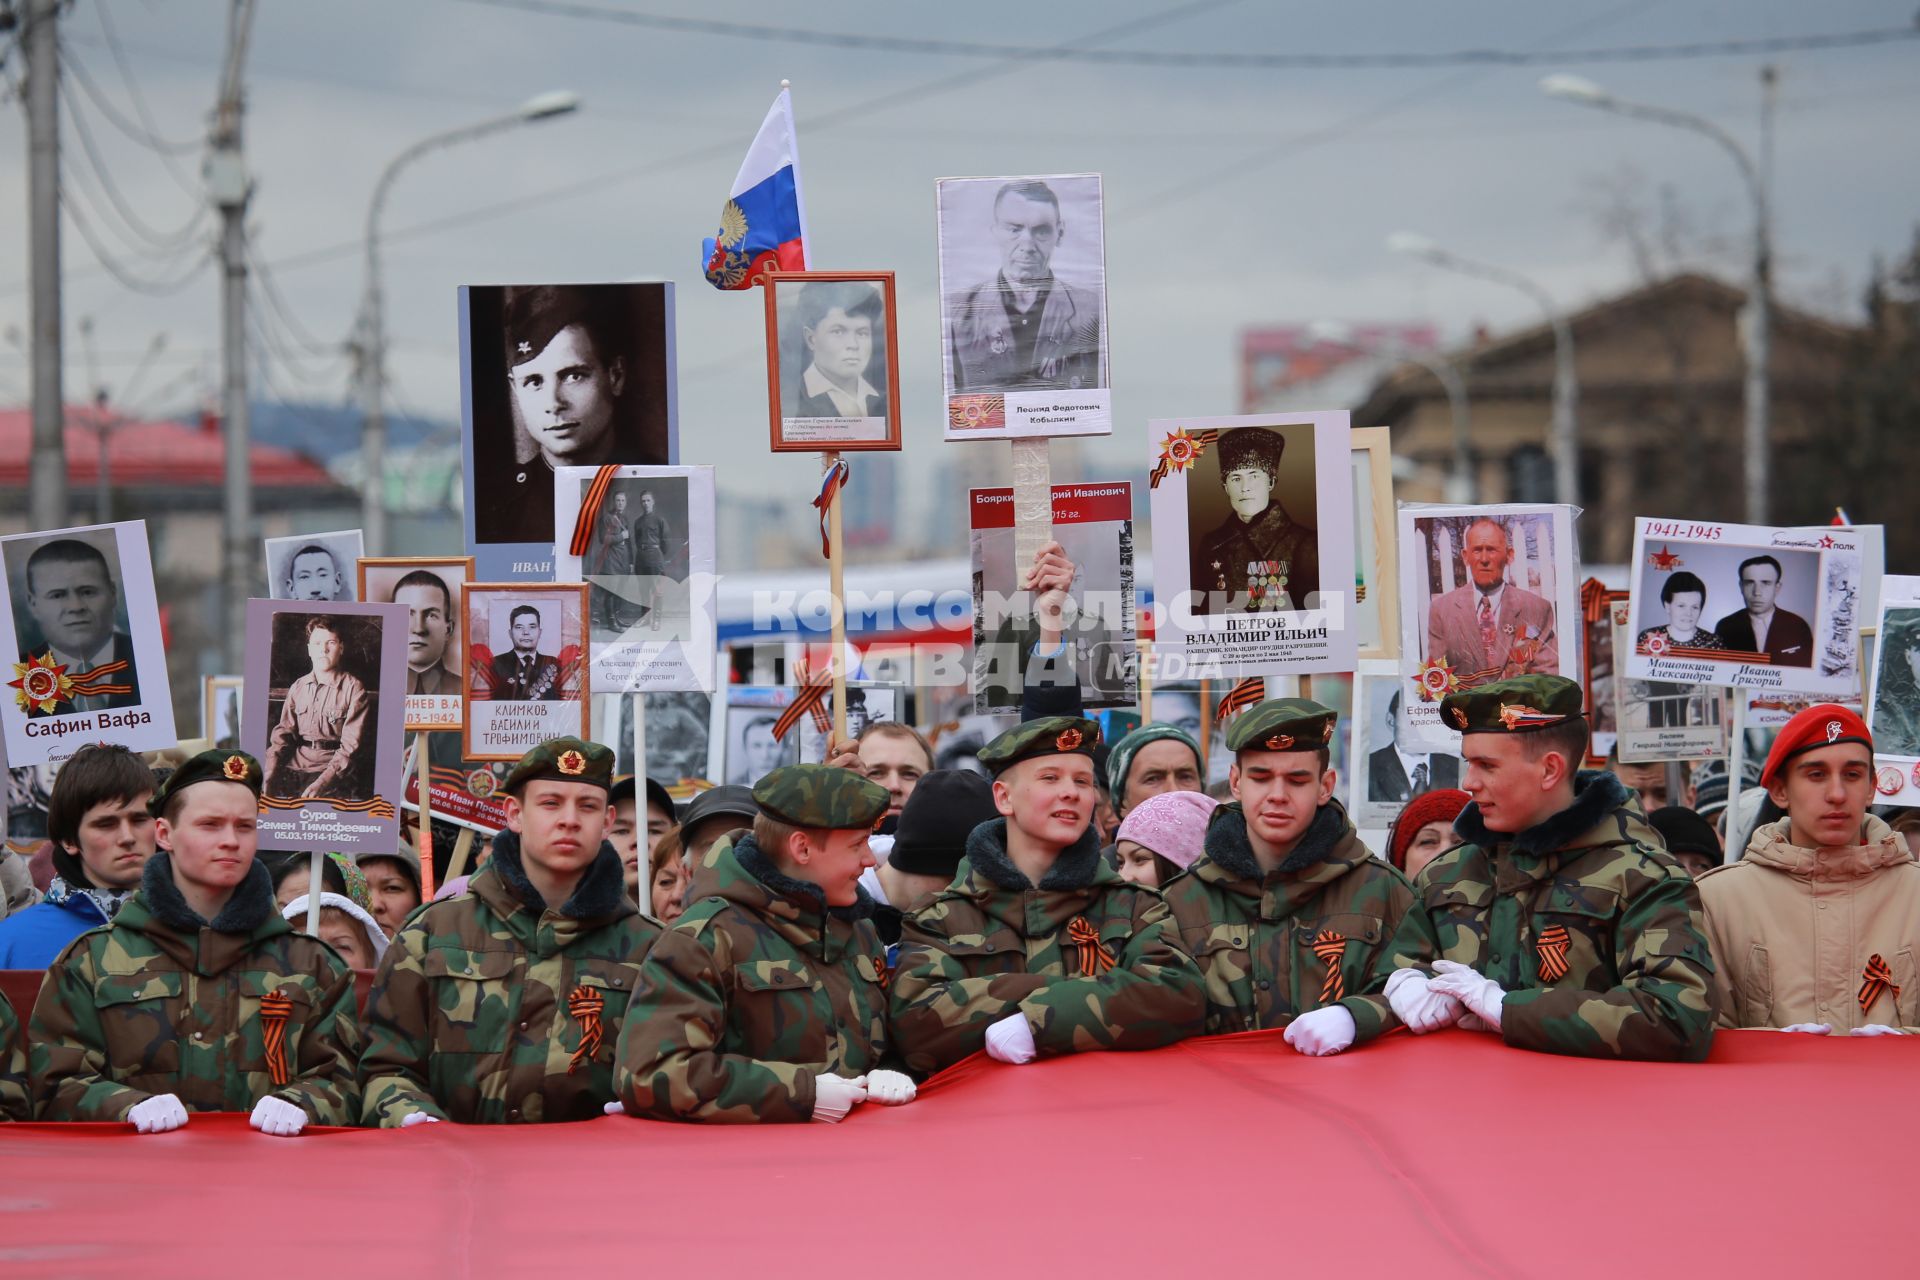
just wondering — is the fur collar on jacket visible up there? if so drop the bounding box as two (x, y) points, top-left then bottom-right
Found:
(733, 832), (876, 922)
(1204, 799), (1348, 882)
(1453, 769), (1630, 858)
(488, 829), (632, 920)
(964, 817), (1104, 892)
(140, 852), (276, 934)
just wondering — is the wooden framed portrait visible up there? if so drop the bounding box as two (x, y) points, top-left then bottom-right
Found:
(462, 582), (591, 761)
(763, 270), (902, 453)
(1351, 426), (1399, 661)
(358, 556), (474, 732)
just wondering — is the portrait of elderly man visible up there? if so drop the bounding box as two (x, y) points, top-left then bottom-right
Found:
(1193, 427), (1318, 614)
(789, 280), (886, 421)
(491, 285), (636, 545)
(283, 544), (347, 602)
(1425, 516), (1559, 687)
(13, 536), (142, 716)
(265, 616), (373, 801)
(947, 178), (1103, 394)
(486, 605), (562, 701)
(1713, 554), (1814, 668)
(391, 569), (457, 697)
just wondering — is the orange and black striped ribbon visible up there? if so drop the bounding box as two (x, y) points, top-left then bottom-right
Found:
(1067, 917), (1116, 975)
(875, 954), (890, 992)
(260, 991), (294, 1087)
(66, 659), (135, 698)
(1579, 577), (1612, 624)
(566, 464), (622, 558)
(1536, 924), (1573, 983)
(567, 985), (605, 1075)
(1859, 954), (1899, 1013)
(771, 664), (833, 742)
(1215, 677), (1265, 723)
(1311, 930), (1347, 1004)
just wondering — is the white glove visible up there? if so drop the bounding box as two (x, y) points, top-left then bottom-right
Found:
(1283, 1004), (1357, 1056)
(1850, 1024), (1904, 1037)
(399, 1110), (442, 1128)
(1384, 967), (1463, 1034)
(1428, 959), (1506, 1032)
(126, 1093), (189, 1134)
(1777, 1023), (1833, 1035)
(249, 1095), (308, 1137)
(603, 1100), (626, 1115)
(984, 1012), (1037, 1065)
(811, 1073), (868, 1124)
(864, 1068), (917, 1105)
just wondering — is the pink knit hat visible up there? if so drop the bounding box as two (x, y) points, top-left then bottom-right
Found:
(1116, 790), (1219, 871)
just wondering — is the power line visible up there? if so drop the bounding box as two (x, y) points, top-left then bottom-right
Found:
(59, 57), (211, 252)
(60, 16), (203, 156)
(457, 0), (1920, 69)
(57, 180), (212, 296)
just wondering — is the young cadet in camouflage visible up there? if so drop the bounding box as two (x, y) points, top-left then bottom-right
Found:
(1160, 698), (1436, 1054)
(890, 717), (1205, 1075)
(616, 765), (914, 1124)
(358, 737), (657, 1126)
(1412, 675), (1718, 1062)
(0, 989), (27, 1121)
(29, 751), (360, 1134)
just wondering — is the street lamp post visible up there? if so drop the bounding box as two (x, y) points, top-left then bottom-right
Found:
(1306, 319), (1476, 502)
(1541, 71), (1773, 524)
(356, 91), (580, 555)
(1387, 233), (1578, 507)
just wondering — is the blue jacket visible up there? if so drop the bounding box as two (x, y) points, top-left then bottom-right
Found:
(0, 884), (110, 970)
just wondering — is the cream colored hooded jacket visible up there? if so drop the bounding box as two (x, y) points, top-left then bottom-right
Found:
(1698, 815), (1920, 1031)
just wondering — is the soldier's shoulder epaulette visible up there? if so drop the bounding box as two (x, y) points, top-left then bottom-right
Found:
(671, 896), (735, 941)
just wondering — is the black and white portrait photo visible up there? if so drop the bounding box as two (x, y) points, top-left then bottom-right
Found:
(710, 686), (800, 787)
(265, 529), (363, 603)
(0, 520), (176, 765)
(800, 687), (898, 765)
(937, 173), (1111, 439)
(578, 475), (691, 639)
(360, 557), (471, 730)
(463, 584), (588, 759)
(459, 282), (677, 579)
(1350, 666), (1463, 829)
(1185, 424), (1320, 616)
(765, 272), (901, 451)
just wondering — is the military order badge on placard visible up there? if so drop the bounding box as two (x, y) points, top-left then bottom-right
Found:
(1623, 517), (1868, 698)
(1396, 503), (1578, 753)
(1147, 411), (1357, 680)
(358, 556), (473, 731)
(552, 464), (717, 695)
(936, 173), (1111, 440)
(240, 598), (408, 856)
(0, 520), (177, 766)
(462, 582), (590, 760)
(970, 481), (1138, 712)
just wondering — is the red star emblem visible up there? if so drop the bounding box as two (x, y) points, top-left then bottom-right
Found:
(1648, 544), (1683, 571)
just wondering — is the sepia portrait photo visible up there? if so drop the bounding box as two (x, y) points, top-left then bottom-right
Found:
(764, 271), (901, 451)
(359, 556), (472, 731)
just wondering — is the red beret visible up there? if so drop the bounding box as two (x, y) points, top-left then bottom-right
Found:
(1760, 704), (1873, 787)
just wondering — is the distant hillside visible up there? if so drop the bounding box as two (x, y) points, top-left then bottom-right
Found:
(226, 401), (456, 465)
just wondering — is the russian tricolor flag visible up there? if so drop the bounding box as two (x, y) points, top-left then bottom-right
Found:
(702, 86), (810, 290)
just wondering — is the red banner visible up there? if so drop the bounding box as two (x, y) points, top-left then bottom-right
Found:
(969, 482), (1134, 529)
(0, 1029), (1909, 1275)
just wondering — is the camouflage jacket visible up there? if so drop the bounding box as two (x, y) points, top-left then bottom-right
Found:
(358, 834), (656, 1125)
(0, 988), (26, 1121)
(616, 832), (891, 1124)
(890, 818), (1205, 1076)
(1414, 771), (1717, 1062)
(1163, 800), (1433, 1039)
(29, 854), (360, 1123)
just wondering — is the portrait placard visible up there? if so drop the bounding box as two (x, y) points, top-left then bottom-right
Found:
(763, 271), (901, 452)
(462, 583), (589, 760)
(1351, 427), (1399, 661)
(1395, 503), (1577, 751)
(1147, 411), (1357, 679)
(1865, 574), (1920, 808)
(553, 464), (716, 694)
(1623, 517), (1866, 698)
(1349, 658), (1463, 832)
(401, 733), (511, 836)
(971, 481), (1137, 711)
(459, 282), (678, 582)
(709, 684), (799, 788)
(936, 173), (1111, 440)
(358, 556), (473, 731)
(798, 685), (902, 765)
(1582, 581), (1626, 765)
(1609, 601), (1731, 764)
(241, 598), (408, 856)
(202, 675), (244, 749)
(0, 519), (177, 765)
(264, 529), (363, 603)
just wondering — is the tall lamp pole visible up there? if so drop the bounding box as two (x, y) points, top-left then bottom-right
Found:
(1388, 232), (1578, 507)
(356, 90), (581, 555)
(1541, 70), (1773, 523)
(1307, 319), (1476, 503)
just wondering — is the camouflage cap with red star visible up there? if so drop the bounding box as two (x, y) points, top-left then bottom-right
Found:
(501, 735), (615, 795)
(976, 716), (1102, 777)
(1440, 674), (1585, 736)
(1225, 697), (1337, 755)
(149, 748), (262, 816)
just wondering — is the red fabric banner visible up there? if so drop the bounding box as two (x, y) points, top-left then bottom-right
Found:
(0, 1029), (1910, 1277)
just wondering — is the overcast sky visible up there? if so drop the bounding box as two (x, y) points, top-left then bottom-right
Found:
(2, 0), (1916, 551)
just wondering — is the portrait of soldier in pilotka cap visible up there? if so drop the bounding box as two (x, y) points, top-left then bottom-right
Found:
(1188, 425), (1320, 615)
(458, 282), (677, 568)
